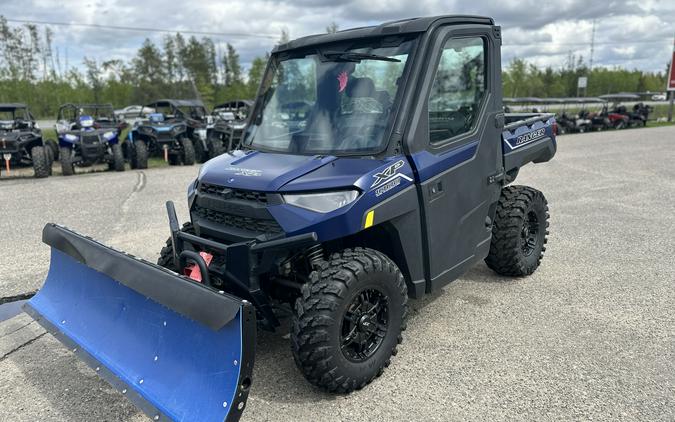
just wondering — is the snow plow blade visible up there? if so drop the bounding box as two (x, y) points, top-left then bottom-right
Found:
(24, 224), (255, 422)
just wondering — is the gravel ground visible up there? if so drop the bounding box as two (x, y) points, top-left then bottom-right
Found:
(0, 126), (674, 421)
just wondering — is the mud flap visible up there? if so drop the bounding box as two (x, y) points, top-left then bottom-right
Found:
(24, 224), (255, 422)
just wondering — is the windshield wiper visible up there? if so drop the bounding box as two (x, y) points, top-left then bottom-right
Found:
(321, 51), (401, 63)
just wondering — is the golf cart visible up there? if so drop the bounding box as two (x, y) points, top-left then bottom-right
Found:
(55, 103), (126, 175)
(0, 103), (53, 178)
(206, 100), (253, 157)
(126, 99), (207, 168)
(599, 93), (650, 127)
(27, 15), (558, 421)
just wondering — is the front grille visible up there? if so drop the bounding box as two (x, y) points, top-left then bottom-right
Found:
(199, 183), (269, 204)
(157, 131), (175, 141)
(193, 205), (282, 235)
(82, 134), (100, 144)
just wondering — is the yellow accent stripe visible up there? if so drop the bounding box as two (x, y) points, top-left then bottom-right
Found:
(364, 210), (375, 229)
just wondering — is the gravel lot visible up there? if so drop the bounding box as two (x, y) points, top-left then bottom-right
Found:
(1, 126), (674, 421)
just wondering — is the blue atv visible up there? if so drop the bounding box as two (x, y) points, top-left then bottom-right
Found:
(127, 99), (206, 168)
(55, 103), (125, 175)
(27, 15), (558, 421)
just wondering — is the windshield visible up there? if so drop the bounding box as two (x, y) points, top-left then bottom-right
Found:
(0, 108), (26, 121)
(244, 38), (415, 155)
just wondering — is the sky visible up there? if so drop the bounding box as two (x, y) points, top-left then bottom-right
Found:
(2, 0), (674, 74)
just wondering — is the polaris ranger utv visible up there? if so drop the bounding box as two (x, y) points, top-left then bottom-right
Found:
(127, 99), (208, 168)
(26, 15), (556, 422)
(0, 103), (53, 178)
(55, 103), (126, 175)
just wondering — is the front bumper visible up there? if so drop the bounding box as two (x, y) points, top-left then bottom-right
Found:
(167, 201), (317, 329)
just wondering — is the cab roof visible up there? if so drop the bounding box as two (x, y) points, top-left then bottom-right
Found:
(273, 15), (494, 53)
(149, 99), (205, 108)
(0, 103), (28, 109)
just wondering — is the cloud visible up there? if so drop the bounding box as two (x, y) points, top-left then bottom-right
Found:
(2, 0), (673, 72)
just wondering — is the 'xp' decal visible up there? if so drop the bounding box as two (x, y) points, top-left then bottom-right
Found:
(370, 160), (413, 196)
(513, 128), (546, 148)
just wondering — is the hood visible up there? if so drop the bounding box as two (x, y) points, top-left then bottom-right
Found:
(0, 130), (21, 140)
(198, 150), (391, 192)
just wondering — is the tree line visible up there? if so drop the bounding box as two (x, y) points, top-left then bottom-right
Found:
(503, 54), (668, 99)
(0, 17), (669, 118)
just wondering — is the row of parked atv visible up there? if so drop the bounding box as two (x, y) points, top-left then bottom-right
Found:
(504, 94), (653, 134)
(0, 99), (252, 178)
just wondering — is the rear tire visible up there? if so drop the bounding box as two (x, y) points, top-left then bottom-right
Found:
(44, 144), (54, 175)
(181, 137), (195, 165)
(59, 147), (74, 176)
(110, 143), (125, 171)
(291, 248), (407, 393)
(485, 185), (549, 276)
(45, 139), (59, 160)
(157, 222), (195, 271)
(31, 146), (49, 178)
(134, 140), (148, 169)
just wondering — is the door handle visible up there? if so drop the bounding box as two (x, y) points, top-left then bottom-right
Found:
(428, 181), (444, 200)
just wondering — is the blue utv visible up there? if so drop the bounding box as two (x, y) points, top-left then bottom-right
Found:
(55, 103), (126, 175)
(127, 99), (209, 168)
(27, 15), (558, 421)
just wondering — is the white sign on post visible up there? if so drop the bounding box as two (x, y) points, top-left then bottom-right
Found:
(577, 77), (588, 89)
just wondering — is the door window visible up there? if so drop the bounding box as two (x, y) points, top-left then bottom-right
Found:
(428, 37), (486, 143)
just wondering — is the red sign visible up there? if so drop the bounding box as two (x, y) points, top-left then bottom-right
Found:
(669, 51), (675, 91)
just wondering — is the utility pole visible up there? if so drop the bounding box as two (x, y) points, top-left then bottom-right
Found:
(589, 19), (596, 71)
(669, 33), (675, 122)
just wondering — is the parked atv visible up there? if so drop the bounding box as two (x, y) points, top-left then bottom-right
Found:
(126, 99), (207, 168)
(55, 104), (125, 175)
(0, 103), (53, 178)
(27, 15), (557, 421)
(206, 99), (253, 157)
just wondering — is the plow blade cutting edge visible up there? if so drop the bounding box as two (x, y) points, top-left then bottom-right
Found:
(23, 224), (256, 422)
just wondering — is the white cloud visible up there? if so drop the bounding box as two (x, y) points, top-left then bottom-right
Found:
(2, 0), (673, 72)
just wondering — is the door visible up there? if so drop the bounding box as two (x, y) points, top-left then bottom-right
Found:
(409, 27), (503, 291)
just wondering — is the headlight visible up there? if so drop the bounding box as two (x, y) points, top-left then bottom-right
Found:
(283, 190), (359, 213)
(197, 129), (207, 139)
(34, 122), (40, 129)
(103, 131), (115, 140)
(171, 125), (185, 135)
(64, 134), (78, 142)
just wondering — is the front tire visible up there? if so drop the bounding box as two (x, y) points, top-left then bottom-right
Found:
(485, 185), (549, 276)
(157, 222), (195, 271)
(291, 248), (407, 393)
(59, 147), (75, 176)
(181, 137), (195, 165)
(110, 143), (125, 171)
(31, 146), (49, 178)
(134, 140), (148, 169)
(207, 137), (225, 159)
